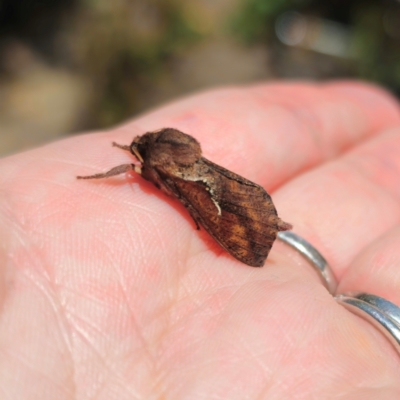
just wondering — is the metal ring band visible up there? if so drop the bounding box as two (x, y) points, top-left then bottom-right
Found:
(277, 231), (338, 294)
(335, 292), (400, 354)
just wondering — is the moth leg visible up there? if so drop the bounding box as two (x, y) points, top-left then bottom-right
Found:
(77, 164), (140, 180)
(186, 207), (201, 230)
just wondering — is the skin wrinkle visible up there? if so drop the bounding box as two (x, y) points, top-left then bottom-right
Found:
(140, 212), (169, 261)
(156, 338), (209, 396)
(325, 82), (400, 125)
(64, 293), (147, 400)
(65, 310), (116, 366)
(5, 268), (75, 397)
(65, 238), (150, 397)
(97, 239), (157, 365)
(209, 283), (256, 327)
(75, 184), (157, 275)
(299, 100), (362, 156)
(65, 312), (118, 365)
(30, 201), (81, 238)
(178, 283), (225, 321)
(167, 286), (213, 331)
(274, 91), (376, 196)
(250, 111), (310, 189)
(67, 322), (142, 400)
(200, 287), (239, 323)
(81, 379), (108, 400)
(252, 304), (320, 396)
(206, 348), (270, 398)
(222, 350), (272, 399)
(231, 328), (273, 378)
(273, 372), (312, 400)
(178, 288), (278, 396)
(163, 260), (184, 330)
(178, 273), (234, 325)
(16, 237), (52, 290)
(101, 234), (178, 397)
(38, 286), (76, 386)
(158, 220), (184, 328)
(97, 170), (158, 209)
(261, 83), (399, 158)
(252, 92), (325, 164)
(339, 227), (400, 301)
(161, 288), (228, 358)
(196, 260), (231, 293)
(61, 284), (120, 320)
(1, 347), (72, 398)
(41, 157), (102, 169)
(21, 264), (73, 357)
(69, 318), (141, 399)
(251, 86), (347, 151)
(89, 189), (152, 213)
(119, 206), (157, 241)
(343, 130), (400, 201)
(341, 157), (400, 207)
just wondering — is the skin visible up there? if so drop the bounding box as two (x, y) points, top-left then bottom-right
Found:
(0, 81), (400, 399)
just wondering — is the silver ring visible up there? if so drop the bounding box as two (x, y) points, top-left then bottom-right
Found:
(277, 231), (337, 294)
(335, 292), (400, 354)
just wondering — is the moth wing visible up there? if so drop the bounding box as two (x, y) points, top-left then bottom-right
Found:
(163, 158), (282, 267)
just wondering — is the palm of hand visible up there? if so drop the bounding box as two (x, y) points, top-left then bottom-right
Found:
(1, 82), (400, 399)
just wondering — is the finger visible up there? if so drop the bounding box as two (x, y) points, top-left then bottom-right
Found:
(275, 126), (400, 277)
(132, 81), (400, 189)
(338, 226), (400, 305)
(334, 225), (400, 366)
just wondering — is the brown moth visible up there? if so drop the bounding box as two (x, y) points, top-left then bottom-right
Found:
(77, 128), (292, 266)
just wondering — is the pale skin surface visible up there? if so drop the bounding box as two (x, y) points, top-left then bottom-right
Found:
(1, 81), (400, 399)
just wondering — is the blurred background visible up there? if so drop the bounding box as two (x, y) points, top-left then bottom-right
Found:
(1, 0), (400, 156)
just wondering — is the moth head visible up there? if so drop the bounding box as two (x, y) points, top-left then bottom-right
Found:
(131, 128), (202, 166)
(130, 133), (157, 163)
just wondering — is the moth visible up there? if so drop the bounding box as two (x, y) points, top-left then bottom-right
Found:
(77, 128), (292, 266)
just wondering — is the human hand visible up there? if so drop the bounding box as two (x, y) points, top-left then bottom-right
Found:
(1, 81), (400, 399)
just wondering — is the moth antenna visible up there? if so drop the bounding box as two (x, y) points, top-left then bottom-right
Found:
(112, 142), (130, 151)
(77, 164), (134, 179)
